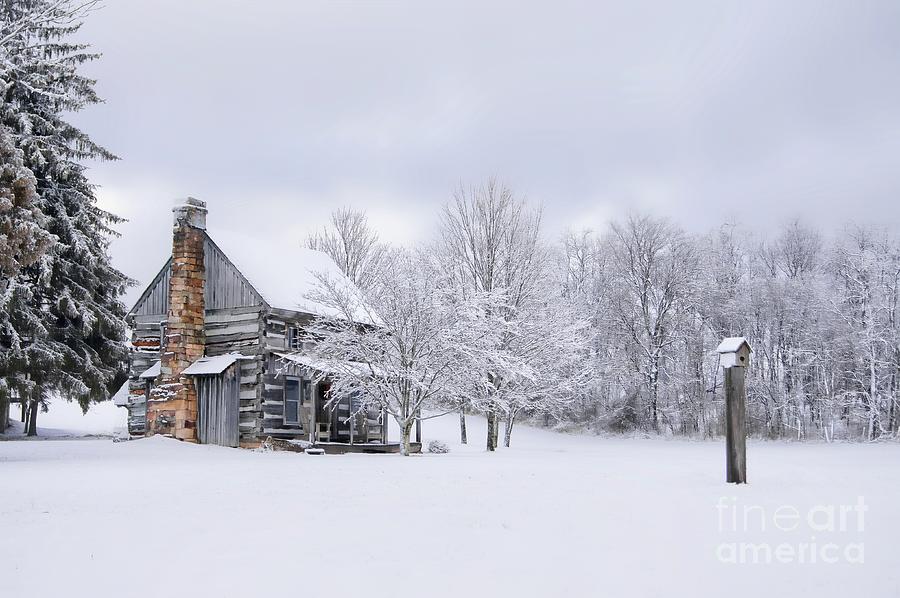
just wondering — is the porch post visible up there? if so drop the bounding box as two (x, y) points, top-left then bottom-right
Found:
(309, 377), (316, 444)
(349, 396), (354, 446)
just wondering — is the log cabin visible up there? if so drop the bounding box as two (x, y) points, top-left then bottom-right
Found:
(117, 198), (405, 452)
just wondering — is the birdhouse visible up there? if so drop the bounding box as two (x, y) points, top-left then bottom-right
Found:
(716, 337), (751, 368)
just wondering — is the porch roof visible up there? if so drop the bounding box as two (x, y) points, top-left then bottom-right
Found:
(275, 352), (383, 378)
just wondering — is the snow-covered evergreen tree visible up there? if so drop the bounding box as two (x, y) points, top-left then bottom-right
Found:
(0, 124), (53, 430)
(0, 0), (129, 433)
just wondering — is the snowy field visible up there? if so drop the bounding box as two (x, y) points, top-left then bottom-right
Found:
(2, 402), (899, 598)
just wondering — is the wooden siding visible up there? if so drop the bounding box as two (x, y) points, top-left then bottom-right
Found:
(130, 262), (171, 318)
(256, 315), (316, 440)
(204, 306), (265, 443)
(203, 236), (265, 311)
(196, 364), (240, 447)
(130, 234), (265, 318)
(125, 314), (164, 435)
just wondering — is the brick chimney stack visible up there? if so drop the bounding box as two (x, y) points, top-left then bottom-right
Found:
(148, 197), (207, 441)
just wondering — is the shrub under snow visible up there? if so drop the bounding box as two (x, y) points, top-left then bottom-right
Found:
(427, 439), (450, 454)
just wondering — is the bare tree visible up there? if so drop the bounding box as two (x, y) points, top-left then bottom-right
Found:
(608, 214), (699, 432)
(439, 179), (545, 450)
(306, 207), (388, 292)
(299, 250), (500, 455)
(829, 225), (898, 440)
(760, 220), (821, 280)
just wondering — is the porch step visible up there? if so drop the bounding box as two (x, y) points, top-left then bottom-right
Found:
(262, 428), (307, 436)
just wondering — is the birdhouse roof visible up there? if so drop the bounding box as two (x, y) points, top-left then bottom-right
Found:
(716, 337), (751, 354)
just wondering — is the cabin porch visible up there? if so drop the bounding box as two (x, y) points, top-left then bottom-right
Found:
(271, 352), (406, 447)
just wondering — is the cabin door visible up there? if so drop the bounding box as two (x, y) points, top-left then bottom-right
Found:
(196, 369), (240, 447)
(332, 394), (352, 442)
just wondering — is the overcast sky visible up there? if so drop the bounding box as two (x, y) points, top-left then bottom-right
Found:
(70, 0), (900, 307)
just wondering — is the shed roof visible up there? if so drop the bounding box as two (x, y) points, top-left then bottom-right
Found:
(138, 361), (161, 379)
(716, 337), (751, 353)
(183, 353), (246, 376)
(112, 381), (130, 406)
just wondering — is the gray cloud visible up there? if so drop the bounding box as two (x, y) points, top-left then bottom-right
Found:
(70, 0), (900, 306)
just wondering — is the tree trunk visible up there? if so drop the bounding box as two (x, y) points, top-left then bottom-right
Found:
(26, 398), (39, 437)
(649, 351), (660, 432)
(459, 410), (467, 444)
(20, 398), (26, 422)
(0, 393), (8, 433)
(889, 358), (897, 434)
(868, 347), (879, 440)
(503, 410), (515, 447)
(491, 409), (500, 448)
(399, 420), (413, 456)
(485, 409), (496, 451)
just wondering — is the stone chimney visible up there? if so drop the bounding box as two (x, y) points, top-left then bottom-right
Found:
(148, 197), (207, 441)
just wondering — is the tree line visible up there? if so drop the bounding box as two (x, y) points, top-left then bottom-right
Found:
(2, 2), (896, 450)
(304, 184), (899, 453)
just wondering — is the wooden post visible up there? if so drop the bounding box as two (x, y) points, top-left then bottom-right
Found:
(724, 365), (747, 484)
(717, 337), (750, 484)
(348, 397), (354, 446)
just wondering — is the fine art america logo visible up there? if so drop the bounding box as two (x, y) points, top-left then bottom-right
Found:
(715, 497), (867, 565)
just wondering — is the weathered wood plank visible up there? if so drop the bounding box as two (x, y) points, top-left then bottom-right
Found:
(133, 314), (168, 325)
(206, 323), (260, 337)
(205, 331), (259, 344)
(208, 304), (264, 316)
(205, 310), (261, 324)
(725, 366), (747, 484)
(262, 428), (306, 435)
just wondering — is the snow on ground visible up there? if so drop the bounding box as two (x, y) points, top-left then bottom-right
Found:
(1, 411), (898, 598)
(1, 395), (127, 439)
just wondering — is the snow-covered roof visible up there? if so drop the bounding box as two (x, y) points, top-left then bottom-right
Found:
(112, 381), (130, 406)
(138, 361), (161, 379)
(716, 337), (751, 353)
(183, 353), (246, 376)
(210, 233), (378, 325)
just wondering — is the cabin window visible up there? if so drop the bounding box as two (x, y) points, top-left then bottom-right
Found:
(284, 378), (301, 425)
(283, 378), (311, 426)
(288, 326), (303, 351)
